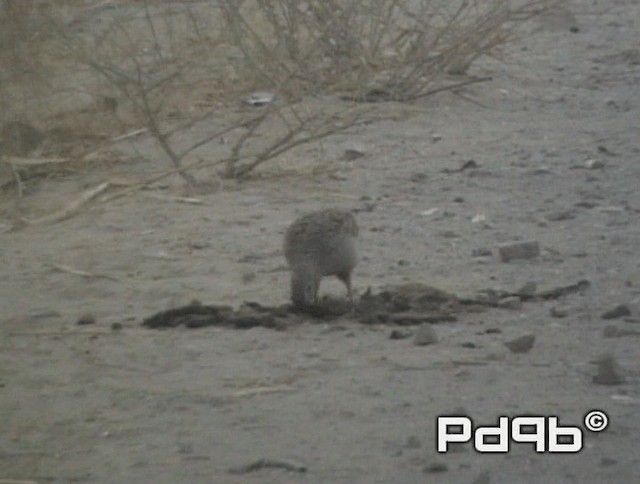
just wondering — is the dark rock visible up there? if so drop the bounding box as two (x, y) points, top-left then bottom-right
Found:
(77, 313), (96, 325)
(406, 435), (422, 449)
(111, 322), (123, 331)
(423, 462), (448, 473)
(29, 309), (61, 319)
(504, 334), (535, 353)
(498, 296), (523, 310)
(389, 329), (411, 340)
(498, 241), (540, 262)
(546, 209), (576, 221)
(472, 248), (493, 257)
(413, 324), (438, 346)
(602, 325), (640, 338)
(601, 304), (631, 320)
(592, 354), (624, 385)
(516, 281), (537, 296)
(550, 306), (569, 318)
(599, 457), (617, 467)
(471, 470), (491, 484)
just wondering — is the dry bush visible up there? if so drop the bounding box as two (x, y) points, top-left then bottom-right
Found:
(219, 0), (554, 100)
(1, 0), (554, 189)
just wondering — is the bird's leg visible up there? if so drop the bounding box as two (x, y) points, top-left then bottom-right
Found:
(338, 272), (355, 314)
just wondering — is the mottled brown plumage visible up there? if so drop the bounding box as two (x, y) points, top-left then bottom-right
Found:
(284, 209), (358, 308)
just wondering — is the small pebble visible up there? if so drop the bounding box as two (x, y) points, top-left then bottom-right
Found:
(472, 470), (491, 484)
(406, 435), (422, 449)
(344, 147), (366, 161)
(77, 313), (96, 325)
(413, 324), (438, 346)
(603, 325), (639, 338)
(504, 334), (535, 353)
(550, 306), (569, 318)
(601, 304), (631, 320)
(242, 272), (256, 284)
(599, 457), (617, 467)
(546, 209), (576, 221)
(585, 159), (605, 169)
(111, 322), (123, 331)
(472, 248), (493, 257)
(245, 91), (275, 106)
(498, 296), (523, 310)
(592, 354), (624, 385)
(517, 281), (537, 296)
(29, 309), (61, 320)
(423, 462), (448, 473)
(389, 329), (411, 340)
(498, 241), (540, 262)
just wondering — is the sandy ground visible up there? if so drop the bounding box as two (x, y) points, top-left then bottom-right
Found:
(1, 0), (640, 482)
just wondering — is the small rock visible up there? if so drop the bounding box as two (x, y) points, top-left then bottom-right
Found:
(461, 342), (477, 349)
(602, 325), (640, 338)
(498, 296), (523, 310)
(410, 172), (429, 183)
(599, 457), (617, 467)
(472, 248), (492, 257)
(592, 354), (624, 385)
(550, 306), (569, 318)
(498, 241), (540, 262)
(413, 324), (438, 346)
(111, 322), (123, 331)
(472, 470), (491, 484)
(344, 147), (366, 161)
(389, 329), (411, 340)
(585, 159), (605, 169)
(601, 304), (631, 320)
(453, 196), (465, 203)
(406, 435), (422, 449)
(504, 334), (535, 353)
(29, 309), (61, 319)
(516, 281), (537, 296)
(546, 209), (576, 221)
(242, 272), (256, 284)
(245, 91), (275, 106)
(77, 313), (96, 325)
(423, 462), (448, 473)
(438, 230), (459, 239)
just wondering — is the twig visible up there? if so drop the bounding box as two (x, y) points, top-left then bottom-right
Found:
(111, 128), (148, 142)
(10, 163), (24, 197)
(228, 458), (307, 475)
(141, 193), (204, 205)
(46, 263), (118, 281)
(406, 76), (494, 102)
(23, 182), (111, 225)
(230, 385), (295, 398)
(0, 156), (69, 166)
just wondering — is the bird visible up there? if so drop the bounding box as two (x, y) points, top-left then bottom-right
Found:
(283, 208), (358, 310)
